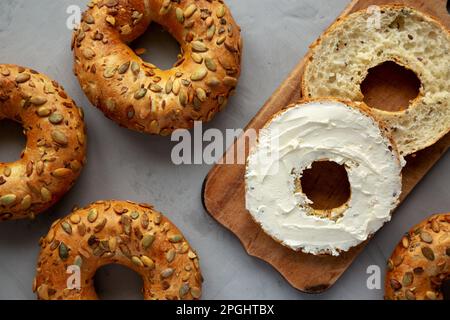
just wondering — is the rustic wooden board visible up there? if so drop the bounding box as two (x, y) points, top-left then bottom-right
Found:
(203, 0), (450, 293)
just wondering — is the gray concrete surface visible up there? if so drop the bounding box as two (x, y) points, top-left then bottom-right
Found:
(0, 0), (448, 300)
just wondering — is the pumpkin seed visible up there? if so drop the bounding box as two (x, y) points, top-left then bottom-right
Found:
(141, 256), (154, 268)
(405, 290), (416, 300)
(190, 287), (201, 299)
(206, 24), (216, 40)
(1, 68), (10, 76)
(172, 79), (181, 95)
(131, 256), (144, 267)
(74, 255), (83, 267)
(70, 214), (81, 224)
(41, 187), (52, 202)
(118, 61), (130, 74)
(390, 279), (402, 291)
(37, 107), (51, 117)
(15, 73), (30, 83)
(191, 41), (208, 52)
(196, 88), (207, 102)
(216, 5), (226, 18)
(425, 291), (437, 300)
(192, 53), (203, 64)
(106, 98), (116, 111)
(82, 48), (95, 60)
(142, 233), (155, 249)
(94, 218), (107, 233)
(179, 283), (190, 297)
(134, 88), (147, 100)
(88, 208), (98, 223)
(402, 272), (413, 286)
(176, 8), (184, 23)
(52, 168), (72, 178)
(216, 35), (226, 45)
(191, 68), (208, 81)
(205, 57), (217, 72)
(30, 97), (48, 106)
(59, 242), (69, 260)
(52, 130), (68, 146)
(108, 237), (117, 252)
(161, 268), (174, 278)
(131, 61), (140, 75)
(130, 211), (140, 220)
(184, 4), (197, 18)
(401, 237), (409, 248)
(166, 249), (176, 262)
(0, 194), (17, 206)
(420, 231), (433, 243)
(223, 76), (237, 87)
(46, 114), (62, 126)
(179, 90), (187, 106)
(207, 77), (221, 87)
(431, 219), (440, 233)
(169, 234), (183, 243)
(149, 84), (163, 92)
(62, 222), (72, 235)
(421, 246), (435, 261)
(103, 66), (117, 78)
(20, 195), (32, 210)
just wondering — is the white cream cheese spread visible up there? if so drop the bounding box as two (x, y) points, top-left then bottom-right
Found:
(245, 100), (403, 256)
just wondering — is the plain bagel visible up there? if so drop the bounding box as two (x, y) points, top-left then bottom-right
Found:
(385, 213), (449, 300)
(302, 6), (450, 156)
(34, 200), (203, 300)
(245, 99), (403, 256)
(0, 64), (86, 221)
(73, 0), (243, 136)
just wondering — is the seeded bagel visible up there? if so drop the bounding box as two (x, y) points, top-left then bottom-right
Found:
(0, 64), (86, 221)
(73, 0), (242, 136)
(385, 213), (449, 300)
(34, 200), (203, 300)
(302, 6), (450, 156)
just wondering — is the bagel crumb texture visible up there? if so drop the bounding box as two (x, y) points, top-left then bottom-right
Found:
(34, 200), (203, 300)
(302, 6), (450, 156)
(0, 64), (87, 221)
(73, 0), (242, 135)
(385, 213), (449, 300)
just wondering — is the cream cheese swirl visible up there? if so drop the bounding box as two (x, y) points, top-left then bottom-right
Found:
(245, 100), (403, 256)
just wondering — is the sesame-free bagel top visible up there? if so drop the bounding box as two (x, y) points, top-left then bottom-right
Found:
(0, 64), (86, 221)
(73, 0), (242, 135)
(34, 200), (203, 300)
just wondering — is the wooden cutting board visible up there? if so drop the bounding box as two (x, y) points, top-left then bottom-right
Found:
(203, 0), (450, 293)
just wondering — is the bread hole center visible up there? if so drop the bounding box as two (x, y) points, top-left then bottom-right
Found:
(447, 0), (450, 15)
(131, 23), (181, 71)
(0, 119), (26, 163)
(298, 161), (351, 220)
(94, 264), (144, 300)
(442, 278), (450, 300)
(361, 61), (421, 112)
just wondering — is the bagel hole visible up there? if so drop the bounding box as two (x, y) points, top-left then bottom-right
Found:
(131, 23), (181, 71)
(94, 264), (144, 300)
(447, 0), (450, 15)
(0, 119), (26, 163)
(299, 161), (351, 211)
(442, 278), (450, 300)
(361, 61), (421, 112)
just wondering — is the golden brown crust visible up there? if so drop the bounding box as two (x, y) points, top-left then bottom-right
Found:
(385, 213), (450, 300)
(34, 200), (203, 300)
(73, 0), (243, 136)
(0, 64), (86, 221)
(245, 98), (402, 256)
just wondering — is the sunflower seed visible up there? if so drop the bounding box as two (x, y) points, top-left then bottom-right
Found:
(149, 84), (163, 92)
(131, 61), (140, 75)
(206, 24), (216, 40)
(205, 57), (217, 72)
(78, 223), (86, 236)
(82, 48), (95, 60)
(216, 35), (226, 45)
(118, 61), (130, 74)
(52, 168), (72, 178)
(190, 287), (201, 299)
(166, 249), (176, 263)
(172, 79), (181, 95)
(192, 53), (203, 64)
(134, 88), (147, 100)
(94, 218), (107, 233)
(405, 290), (416, 300)
(421, 246), (435, 261)
(179, 283), (190, 297)
(207, 77), (221, 87)
(37, 107), (51, 117)
(103, 66), (117, 78)
(0, 194), (16, 206)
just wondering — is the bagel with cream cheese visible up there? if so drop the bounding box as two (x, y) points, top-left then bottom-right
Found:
(73, 0), (242, 136)
(245, 99), (403, 256)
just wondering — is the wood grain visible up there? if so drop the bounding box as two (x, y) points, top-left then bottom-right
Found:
(203, 0), (450, 293)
